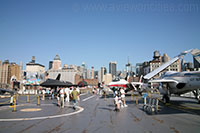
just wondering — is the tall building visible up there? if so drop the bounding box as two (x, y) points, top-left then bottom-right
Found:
(142, 62), (150, 76)
(91, 67), (95, 79)
(136, 63), (143, 76)
(49, 61), (53, 69)
(98, 66), (107, 83)
(0, 60), (21, 88)
(94, 71), (98, 79)
(0, 60), (9, 84)
(9, 62), (21, 83)
(103, 73), (112, 85)
(19, 61), (23, 81)
(81, 62), (87, 79)
(109, 61), (117, 78)
(87, 69), (92, 79)
(126, 57), (131, 74)
(52, 54), (61, 70)
(125, 58), (135, 77)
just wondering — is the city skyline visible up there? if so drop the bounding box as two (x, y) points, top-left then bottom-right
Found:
(0, 0), (200, 71)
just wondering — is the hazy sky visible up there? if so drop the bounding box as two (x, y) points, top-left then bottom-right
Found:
(0, 0), (200, 71)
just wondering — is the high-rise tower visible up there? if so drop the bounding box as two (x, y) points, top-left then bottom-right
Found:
(52, 54), (61, 70)
(109, 61), (117, 78)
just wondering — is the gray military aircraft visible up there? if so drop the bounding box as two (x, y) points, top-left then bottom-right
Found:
(0, 88), (15, 95)
(149, 71), (200, 103)
(131, 49), (200, 103)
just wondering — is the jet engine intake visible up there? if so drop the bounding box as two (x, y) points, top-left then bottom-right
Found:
(176, 83), (186, 89)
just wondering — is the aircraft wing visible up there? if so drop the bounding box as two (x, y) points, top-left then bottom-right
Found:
(148, 79), (179, 84)
(144, 56), (180, 80)
(143, 49), (192, 80)
(131, 82), (143, 85)
(0, 88), (15, 95)
(108, 79), (128, 87)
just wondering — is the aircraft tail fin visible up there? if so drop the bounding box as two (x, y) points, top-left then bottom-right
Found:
(56, 74), (61, 80)
(191, 49), (200, 65)
(139, 75), (143, 82)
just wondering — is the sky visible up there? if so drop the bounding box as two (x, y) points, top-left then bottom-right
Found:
(0, 0), (200, 71)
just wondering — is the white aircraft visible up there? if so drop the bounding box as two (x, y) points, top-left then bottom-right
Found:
(149, 71), (200, 103)
(108, 79), (129, 88)
(131, 49), (200, 103)
(130, 50), (192, 92)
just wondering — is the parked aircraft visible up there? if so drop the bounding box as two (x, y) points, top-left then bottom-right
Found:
(40, 74), (73, 87)
(130, 50), (191, 92)
(108, 79), (128, 88)
(131, 49), (200, 103)
(0, 88), (15, 95)
(149, 71), (200, 103)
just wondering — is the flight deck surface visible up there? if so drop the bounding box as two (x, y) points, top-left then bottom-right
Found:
(0, 94), (200, 133)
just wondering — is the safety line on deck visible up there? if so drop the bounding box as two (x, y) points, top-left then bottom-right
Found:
(80, 93), (88, 96)
(0, 105), (84, 122)
(82, 95), (96, 102)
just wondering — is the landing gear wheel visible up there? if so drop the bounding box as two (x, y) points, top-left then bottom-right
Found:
(143, 105), (147, 111)
(163, 95), (170, 104)
(197, 95), (200, 104)
(146, 106), (151, 114)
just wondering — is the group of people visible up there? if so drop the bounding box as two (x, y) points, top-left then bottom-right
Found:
(114, 87), (128, 112)
(57, 87), (80, 109)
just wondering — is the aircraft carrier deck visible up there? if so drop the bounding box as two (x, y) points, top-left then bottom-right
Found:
(0, 93), (200, 133)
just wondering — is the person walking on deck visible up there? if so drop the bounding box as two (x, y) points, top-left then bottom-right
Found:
(71, 87), (79, 110)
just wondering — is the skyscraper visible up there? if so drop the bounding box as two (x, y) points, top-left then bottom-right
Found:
(49, 61), (53, 69)
(99, 66), (107, 83)
(109, 61), (117, 78)
(10, 62), (20, 83)
(52, 54), (61, 70)
(0, 60), (21, 86)
(0, 60), (9, 84)
(126, 57), (131, 75)
(91, 66), (94, 79)
(81, 62), (87, 79)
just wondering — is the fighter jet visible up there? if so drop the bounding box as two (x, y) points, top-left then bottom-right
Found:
(40, 74), (73, 87)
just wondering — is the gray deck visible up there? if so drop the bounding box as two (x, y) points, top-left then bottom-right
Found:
(0, 94), (200, 133)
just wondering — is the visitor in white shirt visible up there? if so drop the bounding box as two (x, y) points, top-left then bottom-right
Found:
(120, 87), (128, 108)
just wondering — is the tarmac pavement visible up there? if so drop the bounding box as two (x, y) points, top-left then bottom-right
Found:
(0, 93), (200, 133)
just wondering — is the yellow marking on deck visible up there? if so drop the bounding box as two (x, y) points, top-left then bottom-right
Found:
(166, 103), (200, 110)
(175, 105), (200, 110)
(20, 108), (42, 112)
